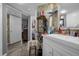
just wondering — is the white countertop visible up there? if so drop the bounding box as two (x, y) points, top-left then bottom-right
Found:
(42, 34), (79, 45)
(65, 28), (79, 30)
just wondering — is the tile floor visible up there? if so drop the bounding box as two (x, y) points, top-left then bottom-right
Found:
(7, 42), (29, 56)
(7, 40), (42, 56)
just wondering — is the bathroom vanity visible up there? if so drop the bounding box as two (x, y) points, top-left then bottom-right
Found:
(42, 34), (79, 56)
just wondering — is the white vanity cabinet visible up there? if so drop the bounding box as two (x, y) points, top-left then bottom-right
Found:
(43, 34), (79, 56)
(43, 44), (53, 56)
(43, 41), (53, 56)
(43, 37), (63, 56)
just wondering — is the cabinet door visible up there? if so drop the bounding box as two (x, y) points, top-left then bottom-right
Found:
(43, 43), (53, 56)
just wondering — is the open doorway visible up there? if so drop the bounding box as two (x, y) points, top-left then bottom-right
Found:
(22, 14), (29, 44)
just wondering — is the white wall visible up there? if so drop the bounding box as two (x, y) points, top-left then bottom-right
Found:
(2, 4), (22, 55)
(0, 4), (2, 55)
(66, 11), (79, 27)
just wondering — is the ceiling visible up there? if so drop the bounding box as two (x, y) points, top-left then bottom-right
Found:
(59, 3), (79, 14)
(8, 3), (44, 16)
(8, 3), (79, 16)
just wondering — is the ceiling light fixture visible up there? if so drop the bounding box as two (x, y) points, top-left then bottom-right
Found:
(60, 9), (67, 14)
(61, 16), (64, 19)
